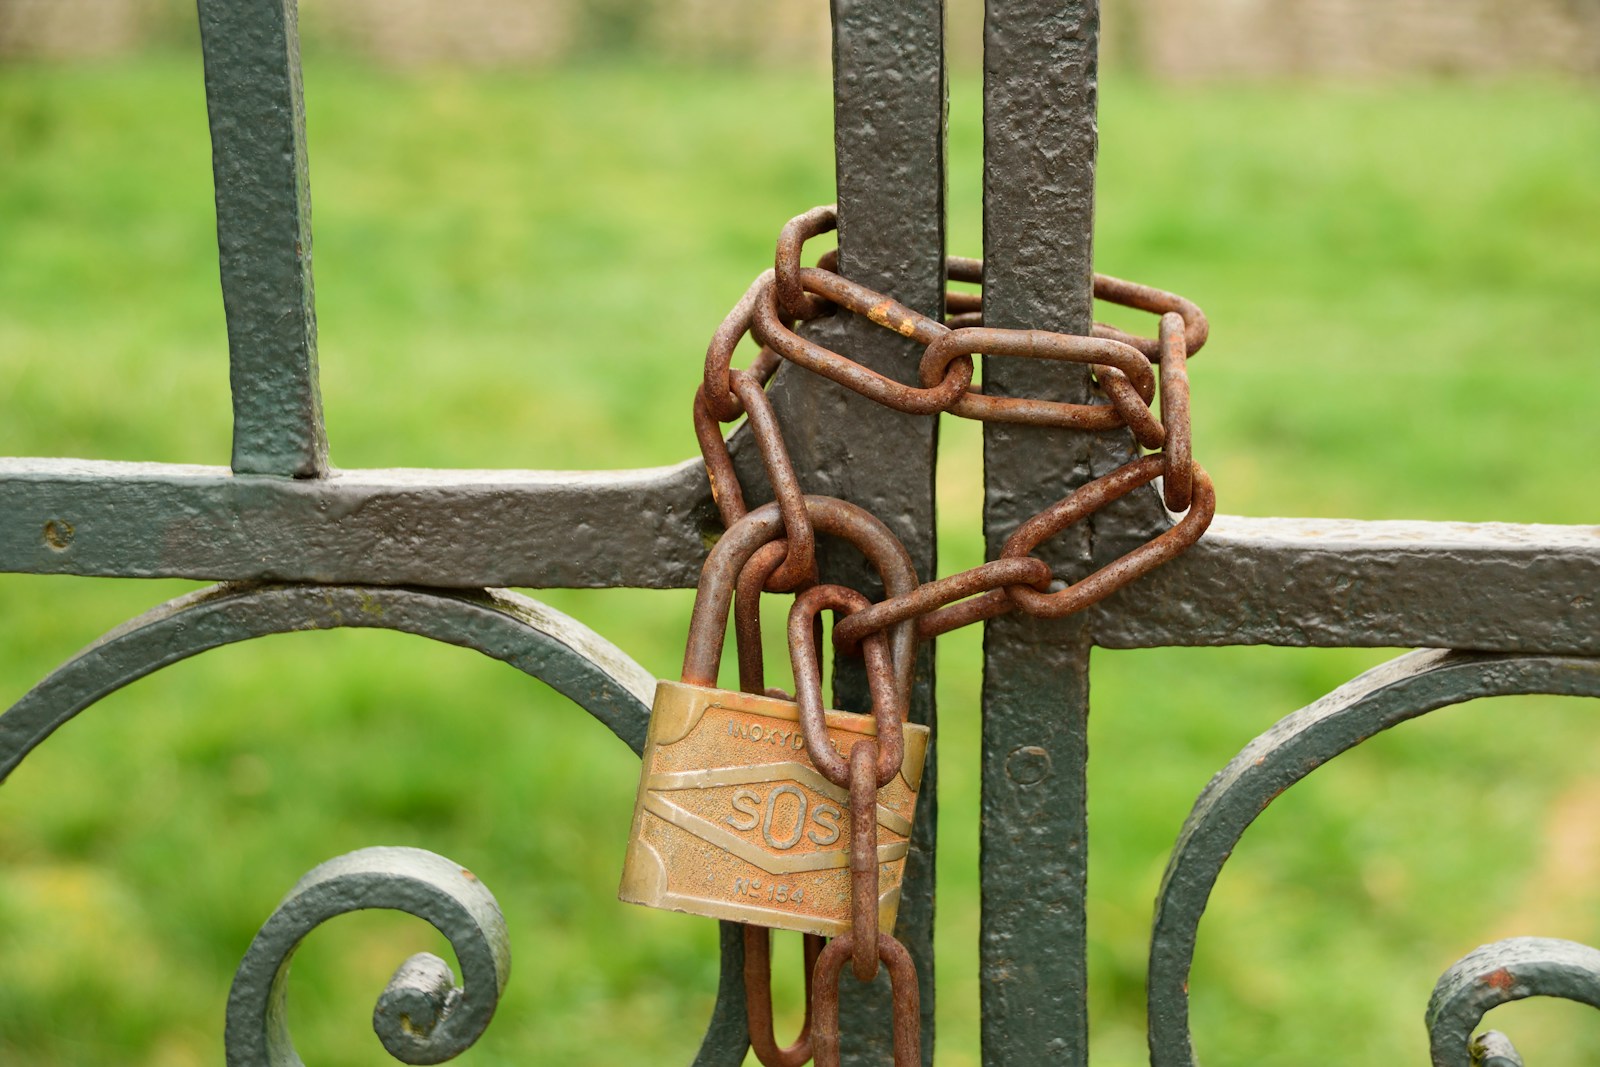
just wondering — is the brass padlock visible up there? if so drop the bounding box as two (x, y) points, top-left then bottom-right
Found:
(619, 499), (928, 938)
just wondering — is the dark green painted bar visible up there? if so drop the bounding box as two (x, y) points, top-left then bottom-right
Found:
(979, 0), (1102, 1062)
(766, 0), (947, 1058)
(5, 459), (1599, 652)
(197, 0), (328, 478)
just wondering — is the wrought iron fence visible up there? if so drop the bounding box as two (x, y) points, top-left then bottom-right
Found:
(2, 0), (1597, 1064)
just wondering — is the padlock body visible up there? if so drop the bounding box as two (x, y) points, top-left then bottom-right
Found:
(620, 680), (928, 937)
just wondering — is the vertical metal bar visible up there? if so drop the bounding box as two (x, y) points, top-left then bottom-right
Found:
(765, 0), (946, 1060)
(979, 0), (1100, 1063)
(197, 0), (328, 478)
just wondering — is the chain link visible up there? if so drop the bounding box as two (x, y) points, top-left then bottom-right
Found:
(788, 585), (905, 789)
(699, 204), (1216, 1065)
(744, 926), (825, 1067)
(812, 933), (921, 1067)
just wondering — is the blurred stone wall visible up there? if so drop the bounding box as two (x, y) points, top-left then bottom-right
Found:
(0, 0), (156, 59)
(1128, 0), (1600, 79)
(309, 0), (576, 65)
(2, 0), (1597, 77)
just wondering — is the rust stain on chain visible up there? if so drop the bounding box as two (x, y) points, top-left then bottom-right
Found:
(868, 299), (921, 338)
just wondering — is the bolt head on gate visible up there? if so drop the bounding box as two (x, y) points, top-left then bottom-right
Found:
(619, 681), (928, 937)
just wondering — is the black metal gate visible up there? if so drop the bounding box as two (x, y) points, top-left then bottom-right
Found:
(3, 1), (1598, 1064)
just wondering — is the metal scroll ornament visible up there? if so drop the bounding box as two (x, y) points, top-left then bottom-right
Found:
(226, 846), (511, 1067)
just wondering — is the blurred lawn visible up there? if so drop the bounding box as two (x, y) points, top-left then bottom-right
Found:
(2, 48), (1599, 1067)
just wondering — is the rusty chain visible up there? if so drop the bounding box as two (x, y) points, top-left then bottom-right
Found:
(704, 204), (1216, 1066)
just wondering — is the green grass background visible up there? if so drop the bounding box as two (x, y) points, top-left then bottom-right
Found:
(2, 46), (1599, 1067)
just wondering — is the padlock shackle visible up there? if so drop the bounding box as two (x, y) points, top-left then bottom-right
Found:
(734, 539), (797, 695)
(683, 495), (917, 693)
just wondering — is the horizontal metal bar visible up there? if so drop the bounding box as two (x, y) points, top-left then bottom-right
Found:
(0, 456), (714, 589)
(4, 460), (1597, 652)
(1089, 514), (1600, 653)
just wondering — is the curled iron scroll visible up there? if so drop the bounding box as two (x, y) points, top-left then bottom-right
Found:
(0, 581), (751, 1066)
(1147, 649), (1600, 1067)
(225, 846), (511, 1066)
(1426, 937), (1600, 1067)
